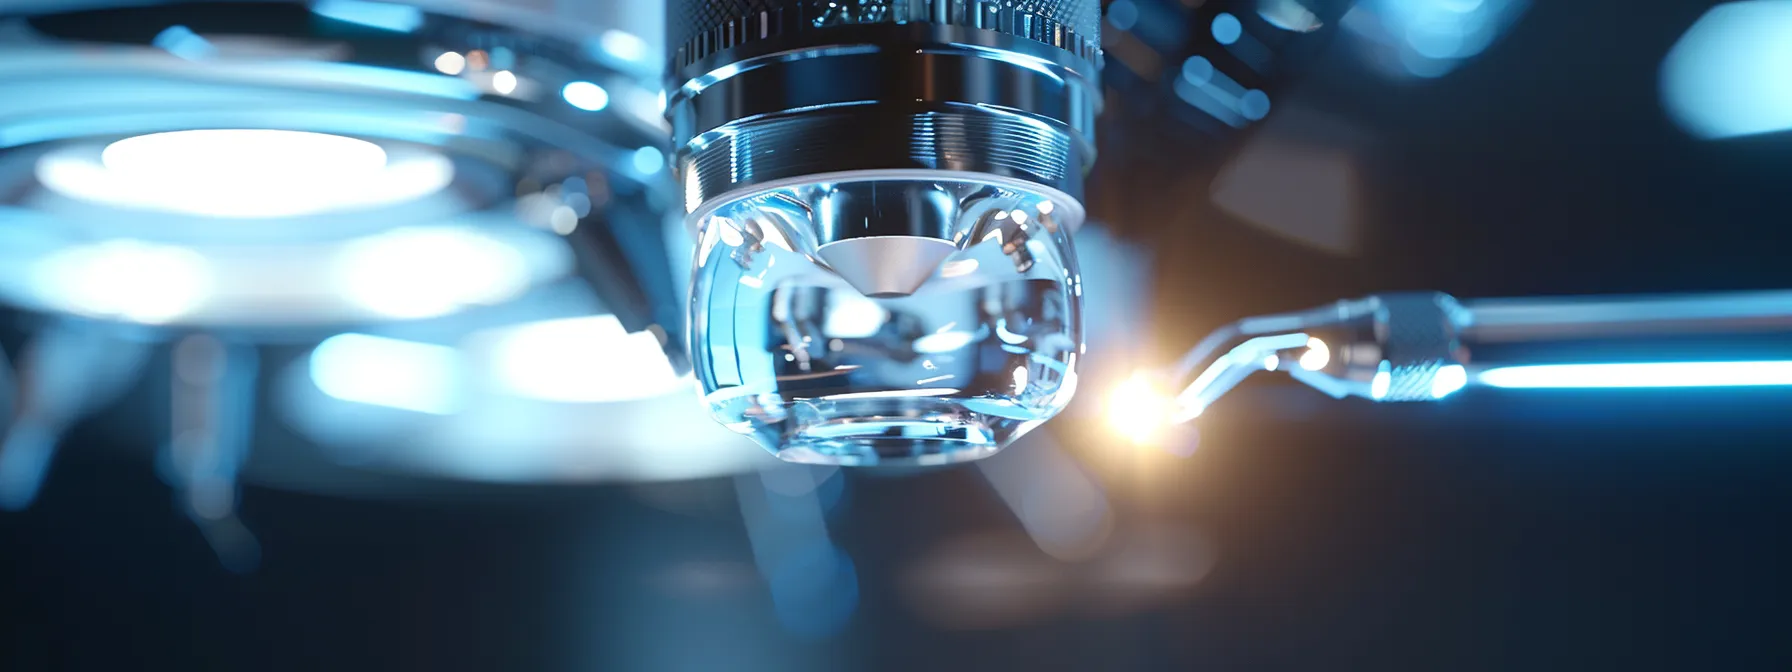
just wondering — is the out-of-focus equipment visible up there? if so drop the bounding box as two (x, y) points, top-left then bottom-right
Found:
(669, 0), (1102, 466)
(1117, 289), (1792, 441)
(0, 0), (751, 567)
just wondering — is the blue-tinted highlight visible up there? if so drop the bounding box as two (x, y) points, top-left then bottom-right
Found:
(1182, 55), (1215, 84)
(563, 81), (610, 111)
(1240, 89), (1272, 120)
(631, 146), (664, 175)
(1661, 1), (1792, 139)
(1431, 364), (1468, 398)
(1107, 0), (1140, 31)
(1479, 361), (1792, 389)
(152, 25), (216, 61)
(1370, 360), (1393, 400)
(1212, 13), (1244, 44)
(312, 0), (423, 33)
(309, 334), (461, 414)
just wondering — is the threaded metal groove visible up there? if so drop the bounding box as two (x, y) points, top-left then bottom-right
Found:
(684, 104), (1079, 207)
(667, 0), (1101, 73)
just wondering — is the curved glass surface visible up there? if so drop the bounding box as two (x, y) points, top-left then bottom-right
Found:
(691, 178), (1084, 466)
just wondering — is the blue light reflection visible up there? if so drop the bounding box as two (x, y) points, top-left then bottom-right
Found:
(1661, 1), (1792, 139)
(308, 333), (462, 414)
(1479, 361), (1792, 389)
(563, 81), (611, 111)
(312, 0), (424, 33)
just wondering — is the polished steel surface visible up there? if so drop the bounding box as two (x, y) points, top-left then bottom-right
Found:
(665, 0), (1101, 221)
(667, 0), (1100, 70)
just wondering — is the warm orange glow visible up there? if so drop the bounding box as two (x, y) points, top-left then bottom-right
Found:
(1106, 373), (1175, 446)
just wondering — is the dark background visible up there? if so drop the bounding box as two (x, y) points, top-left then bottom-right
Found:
(8, 0), (1792, 669)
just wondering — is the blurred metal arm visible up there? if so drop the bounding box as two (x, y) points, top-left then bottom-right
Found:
(165, 334), (261, 573)
(0, 320), (149, 510)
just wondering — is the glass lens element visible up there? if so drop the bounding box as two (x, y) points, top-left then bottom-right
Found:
(691, 179), (1084, 466)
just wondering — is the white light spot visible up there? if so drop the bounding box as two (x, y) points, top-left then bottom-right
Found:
(1107, 374), (1173, 446)
(823, 293), (887, 338)
(434, 51), (466, 75)
(941, 258), (980, 278)
(712, 217), (745, 247)
(914, 331), (975, 354)
(333, 227), (531, 319)
(489, 316), (685, 403)
(1430, 364), (1468, 399)
(1299, 337), (1331, 371)
(563, 81), (610, 111)
(310, 333), (461, 414)
(491, 69), (517, 94)
(32, 240), (212, 324)
(36, 130), (452, 218)
(600, 30), (650, 63)
(995, 319), (1028, 345)
(550, 206), (579, 235)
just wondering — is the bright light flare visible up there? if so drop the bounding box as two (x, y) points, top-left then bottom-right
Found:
(434, 51), (466, 75)
(823, 293), (887, 338)
(37, 130), (453, 218)
(1478, 361), (1792, 389)
(488, 316), (686, 403)
(491, 70), (517, 95)
(1299, 336), (1331, 370)
(563, 81), (610, 111)
(1370, 360), (1392, 400)
(913, 330), (975, 354)
(333, 227), (531, 319)
(1107, 374), (1176, 446)
(32, 240), (212, 324)
(309, 333), (462, 414)
(1430, 363), (1468, 398)
(598, 29), (649, 63)
(1661, 1), (1792, 139)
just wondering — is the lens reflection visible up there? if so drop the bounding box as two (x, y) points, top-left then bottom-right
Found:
(691, 179), (1084, 466)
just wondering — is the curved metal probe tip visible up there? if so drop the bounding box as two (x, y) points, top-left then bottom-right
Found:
(1171, 332), (1315, 422)
(1156, 293), (1472, 426)
(1138, 288), (1792, 435)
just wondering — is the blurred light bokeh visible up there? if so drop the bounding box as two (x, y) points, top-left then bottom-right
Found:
(1661, 0), (1792, 139)
(7, 1), (1792, 668)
